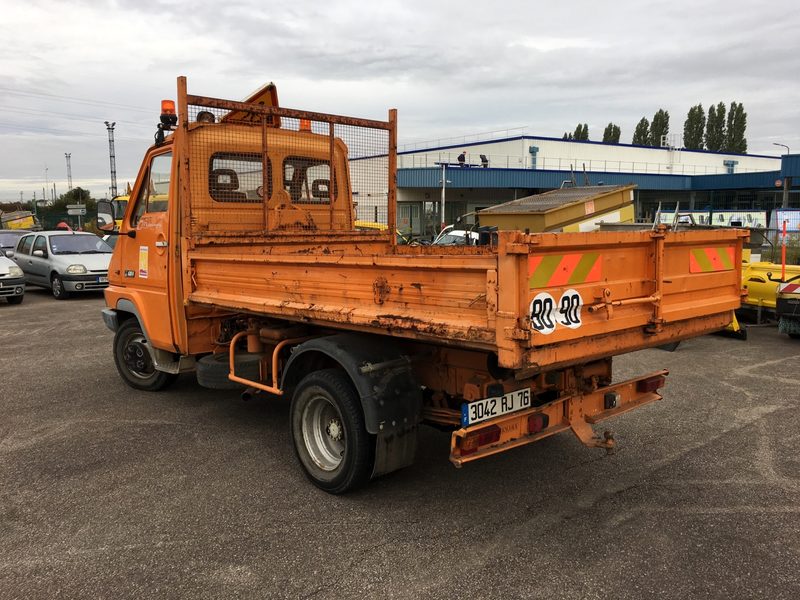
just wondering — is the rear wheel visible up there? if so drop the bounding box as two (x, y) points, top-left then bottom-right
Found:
(51, 274), (69, 300)
(113, 319), (177, 391)
(290, 369), (374, 494)
(6, 295), (23, 305)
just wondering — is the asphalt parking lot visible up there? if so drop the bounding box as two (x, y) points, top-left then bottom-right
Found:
(1, 289), (799, 599)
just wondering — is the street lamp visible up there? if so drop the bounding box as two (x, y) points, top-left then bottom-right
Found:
(105, 121), (118, 198)
(773, 142), (790, 155)
(438, 164), (452, 232)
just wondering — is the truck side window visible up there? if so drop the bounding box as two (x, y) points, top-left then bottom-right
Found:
(284, 157), (334, 204)
(132, 152), (172, 226)
(17, 235), (33, 255)
(209, 153), (271, 202)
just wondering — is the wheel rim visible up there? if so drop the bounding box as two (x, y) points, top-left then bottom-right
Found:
(52, 277), (62, 296)
(121, 332), (155, 379)
(301, 394), (346, 472)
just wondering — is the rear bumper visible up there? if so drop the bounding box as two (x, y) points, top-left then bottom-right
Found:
(450, 370), (668, 467)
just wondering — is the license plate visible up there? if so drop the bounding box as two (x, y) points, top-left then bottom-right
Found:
(461, 388), (531, 427)
(98, 276), (108, 283)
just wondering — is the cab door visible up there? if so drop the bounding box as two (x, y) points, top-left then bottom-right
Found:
(120, 150), (175, 350)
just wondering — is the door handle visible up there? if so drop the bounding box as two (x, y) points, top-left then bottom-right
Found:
(155, 240), (168, 248)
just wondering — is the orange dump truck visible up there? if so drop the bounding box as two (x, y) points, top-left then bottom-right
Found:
(97, 77), (746, 493)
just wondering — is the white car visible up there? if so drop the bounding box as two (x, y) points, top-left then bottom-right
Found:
(432, 226), (481, 245)
(0, 254), (25, 304)
(10, 231), (112, 300)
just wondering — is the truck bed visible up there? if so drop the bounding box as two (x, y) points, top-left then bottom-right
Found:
(186, 227), (746, 371)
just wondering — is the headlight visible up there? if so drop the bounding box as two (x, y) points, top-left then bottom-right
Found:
(8, 266), (23, 277)
(66, 264), (87, 274)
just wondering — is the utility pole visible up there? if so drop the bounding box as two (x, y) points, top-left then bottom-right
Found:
(104, 121), (118, 198)
(65, 153), (73, 190)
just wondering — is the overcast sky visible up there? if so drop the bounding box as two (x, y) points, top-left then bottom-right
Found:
(1, 0), (798, 202)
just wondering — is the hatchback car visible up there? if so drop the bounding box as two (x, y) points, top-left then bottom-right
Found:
(0, 254), (25, 304)
(10, 231), (112, 299)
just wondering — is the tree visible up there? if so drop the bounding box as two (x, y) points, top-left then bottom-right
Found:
(683, 104), (706, 150)
(60, 187), (92, 205)
(562, 132), (574, 140)
(571, 123), (589, 141)
(705, 102), (726, 152)
(632, 117), (650, 145)
(602, 122), (621, 144)
(649, 109), (670, 147)
(724, 101), (747, 154)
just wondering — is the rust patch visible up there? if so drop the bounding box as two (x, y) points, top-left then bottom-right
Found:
(373, 276), (390, 305)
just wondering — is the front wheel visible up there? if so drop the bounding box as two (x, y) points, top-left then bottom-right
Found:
(290, 369), (374, 494)
(51, 274), (70, 300)
(113, 319), (177, 391)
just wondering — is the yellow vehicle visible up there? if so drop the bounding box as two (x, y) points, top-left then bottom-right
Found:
(109, 196), (129, 230)
(0, 210), (37, 230)
(96, 77), (746, 493)
(741, 261), (800, 319)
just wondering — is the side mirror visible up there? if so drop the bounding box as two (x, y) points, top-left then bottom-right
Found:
(32, 249), (45, 258)
(5, 250), (14, 258)
(97, 200), (116, 231)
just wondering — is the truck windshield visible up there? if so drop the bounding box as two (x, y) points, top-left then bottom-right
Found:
(48, 235), (112, 255)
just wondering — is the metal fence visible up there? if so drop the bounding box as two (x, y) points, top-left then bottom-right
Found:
(183, 88), (394, 238)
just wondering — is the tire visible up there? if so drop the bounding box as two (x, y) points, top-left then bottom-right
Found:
(6, 295), (23, 305)
(196, 352), (262, 390)
(113, 319), (177, 391)
(789, 333), (800, 340)
(290, 369), (374, 494)
(51, 274), (70, 300)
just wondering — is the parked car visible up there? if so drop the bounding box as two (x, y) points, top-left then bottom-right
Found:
(0, 230), (29, 253)
(101, 234), (118, 250)
(10, 231), (112, 299)
(0, 254), (25, 304)
(432, 225), (481, 245)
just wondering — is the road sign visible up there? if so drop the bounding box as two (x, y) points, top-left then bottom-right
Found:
(67, 207), (86, 216)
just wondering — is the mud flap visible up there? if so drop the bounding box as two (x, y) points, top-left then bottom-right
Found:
(372, 426), (418, 478)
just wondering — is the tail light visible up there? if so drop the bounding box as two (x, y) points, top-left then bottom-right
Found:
(459, 425), (501, 456)
(527, 413), (549, 434)
(637, 374), (666, 393)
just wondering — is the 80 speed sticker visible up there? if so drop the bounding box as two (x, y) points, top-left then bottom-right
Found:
(529, 289), (583, 334)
